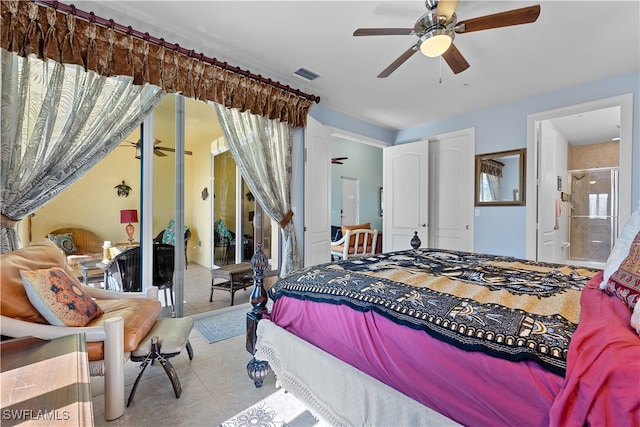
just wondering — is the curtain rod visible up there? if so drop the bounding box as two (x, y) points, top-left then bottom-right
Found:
(34, 0), (321, 104)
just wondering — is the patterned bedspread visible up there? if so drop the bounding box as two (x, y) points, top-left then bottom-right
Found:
(269, 249), (600, 375)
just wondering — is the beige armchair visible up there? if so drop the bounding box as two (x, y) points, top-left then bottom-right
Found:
(331, 228), (379, 260)
(0, 239), (160, 421)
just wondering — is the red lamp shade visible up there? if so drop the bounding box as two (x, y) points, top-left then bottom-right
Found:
(120, 209), (138, 243)
(120, 209), (138, 224)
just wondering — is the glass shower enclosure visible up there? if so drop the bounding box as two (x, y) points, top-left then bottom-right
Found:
(568, 168), (619, 263)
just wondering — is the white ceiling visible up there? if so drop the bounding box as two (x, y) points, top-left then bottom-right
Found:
(548, 106), (621, 146)
(74, 1), (639, 142)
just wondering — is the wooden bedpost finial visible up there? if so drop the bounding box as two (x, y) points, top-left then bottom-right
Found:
(411, 231), (422, 249)
(249, 243), (269, 310)
(246, 243), (271, 387)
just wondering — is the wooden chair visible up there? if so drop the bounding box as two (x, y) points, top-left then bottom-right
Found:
(331, 228), (379, 260)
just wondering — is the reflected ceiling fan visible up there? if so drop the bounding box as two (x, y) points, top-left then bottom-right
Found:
(332, 157), (348, 164)
(123, 138), (193, 158)
(354, 0), (541, 78)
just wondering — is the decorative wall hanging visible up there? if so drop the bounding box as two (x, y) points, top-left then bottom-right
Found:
(115, 181), (132, 197)
(201, 188), (209, 200)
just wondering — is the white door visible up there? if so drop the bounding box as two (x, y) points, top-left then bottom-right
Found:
(428, 130), (474, 251)
(304, 117), (332, 267)
(340, 177), (358, 225)
(383, 140), (428, 252)
(537, 121), (568, 263)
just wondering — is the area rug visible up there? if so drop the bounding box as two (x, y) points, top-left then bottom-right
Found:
(219, 388), (325, 427)
(192, 303), (250, 344)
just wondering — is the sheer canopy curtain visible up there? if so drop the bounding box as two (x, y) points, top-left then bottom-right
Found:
(0, 49), (164, 252)
(214, 104), (301, 275)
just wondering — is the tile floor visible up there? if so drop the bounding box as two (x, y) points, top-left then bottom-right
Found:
(91, 262), (280, 426)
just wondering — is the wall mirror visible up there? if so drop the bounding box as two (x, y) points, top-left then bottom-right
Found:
(475, 149), (526, 206)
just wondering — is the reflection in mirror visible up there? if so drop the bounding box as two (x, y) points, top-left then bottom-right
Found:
(475, 149), (526, 206)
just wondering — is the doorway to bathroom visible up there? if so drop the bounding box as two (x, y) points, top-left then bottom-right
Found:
(528, 93), (633, 268)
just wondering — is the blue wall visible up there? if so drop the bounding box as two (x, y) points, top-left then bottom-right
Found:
(331, 138), (383, 231)
(310, 71), (639, 258)
(395, 71), (639, 257)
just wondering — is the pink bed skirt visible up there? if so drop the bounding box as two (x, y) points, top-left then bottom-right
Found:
(271, 295), (564, 426)
(271, 272), (640, 426)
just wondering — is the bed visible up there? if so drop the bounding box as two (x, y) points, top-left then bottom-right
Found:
(248, 245), (640, 427)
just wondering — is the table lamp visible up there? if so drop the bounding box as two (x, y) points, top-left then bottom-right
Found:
(120, 209), (138, 244)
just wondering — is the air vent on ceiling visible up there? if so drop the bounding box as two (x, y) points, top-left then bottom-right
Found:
(293, 67), (320, 81)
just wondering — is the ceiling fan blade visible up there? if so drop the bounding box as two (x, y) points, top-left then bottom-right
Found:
(133, 138), (162, 145)
(154, 149), (168, 157)
(354, 28), (415, 36)
(154, 146), (193, 156)
(442, 43), (470, 74)
(435, 0), (459, 24)
(456, 5), (541, 34)
(378, 45), (419, 78)
(154, 146), (176, 153)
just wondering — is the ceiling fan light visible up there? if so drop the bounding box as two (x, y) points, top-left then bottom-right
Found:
(419, 29), (453, 57)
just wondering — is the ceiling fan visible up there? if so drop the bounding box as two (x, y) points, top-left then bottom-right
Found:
(123, 138), (193, 158)
(332, 157), (348, 164)
(354, 0), (541, 78)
